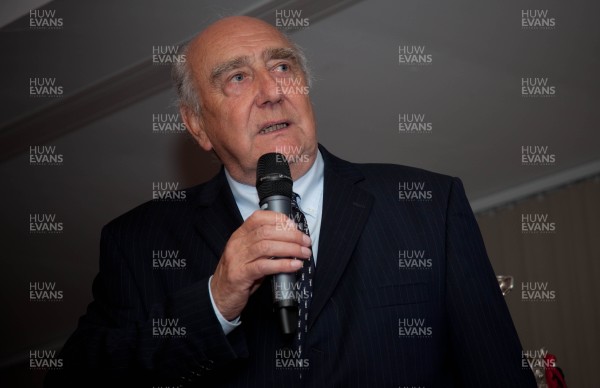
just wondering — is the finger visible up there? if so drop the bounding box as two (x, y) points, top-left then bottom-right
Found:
(249, 239), (312, 260)
(247, 257), (304, 278)
(253, 223), (312, 247)
(241, 210), (295, 232)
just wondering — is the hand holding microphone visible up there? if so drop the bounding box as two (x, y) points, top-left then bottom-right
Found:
(209, 153), (310, 327)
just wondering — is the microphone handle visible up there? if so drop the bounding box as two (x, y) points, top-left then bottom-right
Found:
(260, 195), (298, 335)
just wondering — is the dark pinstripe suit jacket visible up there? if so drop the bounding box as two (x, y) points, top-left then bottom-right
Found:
(46, 145), (536, 388)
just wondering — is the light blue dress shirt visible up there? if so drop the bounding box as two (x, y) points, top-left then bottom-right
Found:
(209, 150), (325, 334)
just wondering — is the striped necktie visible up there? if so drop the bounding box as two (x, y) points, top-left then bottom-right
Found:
(291, 193), (314, 354)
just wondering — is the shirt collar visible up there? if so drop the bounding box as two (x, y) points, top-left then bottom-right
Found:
(290, 150), (323, 218)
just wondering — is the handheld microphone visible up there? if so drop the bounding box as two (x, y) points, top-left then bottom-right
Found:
(256, 152), (298, 335)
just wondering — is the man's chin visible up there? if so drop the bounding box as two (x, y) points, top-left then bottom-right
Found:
(253, 139), (316, 167)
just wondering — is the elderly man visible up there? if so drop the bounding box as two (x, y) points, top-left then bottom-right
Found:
(46, 16), (536, 387)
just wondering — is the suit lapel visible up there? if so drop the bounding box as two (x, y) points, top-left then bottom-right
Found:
(193, 169), (244, 261)
(308, 147), (374, 328)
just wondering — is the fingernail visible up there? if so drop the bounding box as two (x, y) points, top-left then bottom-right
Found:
(291, 259), (303, 269)
(302, 234), (311, 245)
(301, 247), (311, 257)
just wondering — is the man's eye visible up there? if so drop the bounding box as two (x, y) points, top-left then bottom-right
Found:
(231, 73), (244, 82)
(275, 63), (290, 72)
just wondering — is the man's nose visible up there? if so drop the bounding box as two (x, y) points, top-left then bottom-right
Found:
(254, 70), (282, 107)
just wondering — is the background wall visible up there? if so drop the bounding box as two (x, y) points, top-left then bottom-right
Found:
(0, 0), (598, 386)
(477, 176), (600, 387)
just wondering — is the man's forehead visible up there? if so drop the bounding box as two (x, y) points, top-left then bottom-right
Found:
(195, 17), (288, 54)
(205, 35), (289, 59)
(190, 23), (289, 67)
(218, 46), (296, 65)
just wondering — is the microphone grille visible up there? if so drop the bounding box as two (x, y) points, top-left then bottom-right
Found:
(256, 153), (293, 202)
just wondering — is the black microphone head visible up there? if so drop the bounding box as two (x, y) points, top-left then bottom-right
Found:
(256, 153), (293, 202)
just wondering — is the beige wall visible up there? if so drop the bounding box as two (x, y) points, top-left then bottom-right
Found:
(477, 175), (600, 388)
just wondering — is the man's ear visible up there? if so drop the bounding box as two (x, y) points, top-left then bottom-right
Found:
(180, 105), (213, 151)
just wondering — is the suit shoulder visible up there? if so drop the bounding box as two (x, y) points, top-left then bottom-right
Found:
(102, 180), (209, 233)
(355, 162), (454, 184)
(349, 162), (464, 207)
(320, 145), (456, 186)
(343, 162), (470, 221)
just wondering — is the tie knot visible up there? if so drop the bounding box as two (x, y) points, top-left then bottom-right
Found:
(290, 193), (309, 237)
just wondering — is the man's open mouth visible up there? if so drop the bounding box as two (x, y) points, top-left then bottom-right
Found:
(259, 121), (289, 134)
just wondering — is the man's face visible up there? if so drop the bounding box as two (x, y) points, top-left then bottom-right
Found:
(184, 17), (318, 185)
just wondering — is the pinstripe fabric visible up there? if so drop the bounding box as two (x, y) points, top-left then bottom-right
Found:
(45, 145), (536, 387)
